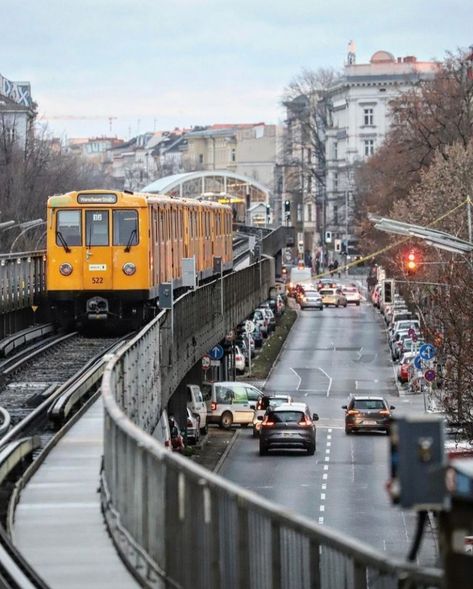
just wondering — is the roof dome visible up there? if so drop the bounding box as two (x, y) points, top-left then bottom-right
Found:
(370, 50), (395, 64)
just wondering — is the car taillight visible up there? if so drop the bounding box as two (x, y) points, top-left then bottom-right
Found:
(210, 401), (217, 411)
(347, 409), (360, 416)
(379, 410), (390, 416)
(261, 418), (275, 428)
(298, 417), (312, 427)
(187, 418), (193, 427)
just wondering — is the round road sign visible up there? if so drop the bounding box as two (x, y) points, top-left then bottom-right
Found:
(245, 320), (255, 334)
(202, 355), (211, 371)
(414, 355), (423, 370)
(419, 343), (436, 361)
(209, 344), (224, 361)
(424, 369), (436, 383)
(407, 328), (416, 338)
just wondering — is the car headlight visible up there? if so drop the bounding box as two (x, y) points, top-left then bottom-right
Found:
(59, 263), (73, 276)
(122, 262), (136, 276)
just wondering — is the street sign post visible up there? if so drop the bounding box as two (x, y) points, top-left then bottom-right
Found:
(209, 345), (224, 361)
(424, 369), (436, 383)
(419, 343), (436, 361)
(245, 320), (255, 334)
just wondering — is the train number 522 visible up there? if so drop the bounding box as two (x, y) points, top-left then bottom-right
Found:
(92, 277), (104, 284)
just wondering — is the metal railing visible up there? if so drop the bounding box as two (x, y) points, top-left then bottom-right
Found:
(101, 260), (443, 589)
(0, 251), (45, 314)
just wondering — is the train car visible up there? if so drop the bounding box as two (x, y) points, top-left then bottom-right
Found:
(46, 189), (233, 329)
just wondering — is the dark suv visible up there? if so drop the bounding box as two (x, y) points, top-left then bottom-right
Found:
(342, 395), (395, 435)
(259, 403), (319, 456)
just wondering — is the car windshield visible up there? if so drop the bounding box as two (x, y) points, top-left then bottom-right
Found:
(353, 399), (386, 411)
(270, 411), (305, 423)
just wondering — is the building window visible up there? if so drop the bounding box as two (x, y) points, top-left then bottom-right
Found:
(307, 175), (312, 193)
(198, 153), (204, 164)
(307, 148), (311, 163)
(231, 148), (236, 162)
(333, 204), (338, 225)
(364, 108), (374, 126)
(307, 204), (312, 222)
(297, 203), (302, 223)
(333, 173), (338, 192)
(5, 127), (16, 143)
(333, 142), (338, 160)
(364, 139), (375, 157)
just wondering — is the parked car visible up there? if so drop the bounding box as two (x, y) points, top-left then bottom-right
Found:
(300, 289), (323, 310)
(259, 402), (319, 456)
(252, 394), (293, 436)
(398, 352), (416, 383)
(342, 286), (361, 306)
(169, 415), (185, 451)
(320, 288), (347, 308)
(342, 395), (395, 435)
(250, 324), (264, 348)
(257, 306), (276, 332)
(252, 309), (269, 336)
(186, 384), (208, 434)
(204, 381), (263, 429)
(234, 345), (246, 374)
(185, 408), (200, 445)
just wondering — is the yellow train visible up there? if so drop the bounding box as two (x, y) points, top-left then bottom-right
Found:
(46, 189), (233, 329)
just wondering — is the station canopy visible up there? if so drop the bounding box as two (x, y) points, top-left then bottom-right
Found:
(142, 170), (270, 204)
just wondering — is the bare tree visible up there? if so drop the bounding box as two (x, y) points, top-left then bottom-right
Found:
(281, 68), (340, 246)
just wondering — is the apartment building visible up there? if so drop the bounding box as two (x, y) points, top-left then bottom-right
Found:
(0, 72), (35, 150)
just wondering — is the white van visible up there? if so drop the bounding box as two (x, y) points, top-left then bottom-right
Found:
(288, 266), (312, 296)
(186, 384), (207, 434)
(203, 381), (263, 429)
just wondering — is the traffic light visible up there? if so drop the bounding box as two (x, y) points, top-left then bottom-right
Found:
(404, 249), (418, 275)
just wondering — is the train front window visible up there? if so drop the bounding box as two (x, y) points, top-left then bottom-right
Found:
(56, 210), (81, 246)
(113, 210), (138, 247)
(85, 210), (109, 246)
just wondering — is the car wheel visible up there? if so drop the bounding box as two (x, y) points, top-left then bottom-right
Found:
(200, 425), (208, 435)
(356, 302), (360, 306)
(252, 428), (258, 438)
(307, 444), (315, 456)
(335, 304), (339, 308)
(344, 303), (347, 308)
(345, 427), (351, 435)
(259, 444), (268, 456)
(220, 412), (233, 429)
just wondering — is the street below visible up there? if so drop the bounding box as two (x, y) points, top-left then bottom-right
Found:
(219, 279), (439, 567)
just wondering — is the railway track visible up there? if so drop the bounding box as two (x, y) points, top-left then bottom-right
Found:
(0, 328), (132, 588)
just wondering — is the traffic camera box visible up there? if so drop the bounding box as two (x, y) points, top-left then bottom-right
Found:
(388, 415), (446, 509)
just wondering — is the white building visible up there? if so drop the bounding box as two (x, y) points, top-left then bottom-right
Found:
(324, 49), (437, 252)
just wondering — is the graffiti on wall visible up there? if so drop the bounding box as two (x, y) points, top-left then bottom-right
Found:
(0, 73), (32, 107)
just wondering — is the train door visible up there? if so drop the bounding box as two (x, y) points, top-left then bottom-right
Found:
(83, 209), (113, 290)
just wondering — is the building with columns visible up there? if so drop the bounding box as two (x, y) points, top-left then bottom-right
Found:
(323, 49), (437, 254)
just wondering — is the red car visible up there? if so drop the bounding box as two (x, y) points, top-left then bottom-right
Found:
(398, 353), (415, 383)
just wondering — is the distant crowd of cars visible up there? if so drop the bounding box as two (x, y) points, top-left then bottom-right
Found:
(287, 272), (362, 310)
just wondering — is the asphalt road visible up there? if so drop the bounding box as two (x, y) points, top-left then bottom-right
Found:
(219, 280), (439, 567)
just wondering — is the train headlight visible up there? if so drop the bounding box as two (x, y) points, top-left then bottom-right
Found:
(122, 262), (136, 276)
(59, 263), (73, 276)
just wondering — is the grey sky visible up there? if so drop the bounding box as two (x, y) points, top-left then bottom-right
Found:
(2, 0), (472, 139)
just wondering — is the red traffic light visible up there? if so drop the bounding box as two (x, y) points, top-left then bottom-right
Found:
(403, 249), (420, 274)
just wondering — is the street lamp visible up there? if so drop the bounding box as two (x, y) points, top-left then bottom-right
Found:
(9, 219), (45, 253)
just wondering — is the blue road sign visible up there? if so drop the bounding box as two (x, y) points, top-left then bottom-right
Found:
(209, 344), (224, 361)
(419, 343), (436, 361)
(414, 355), (423, 370)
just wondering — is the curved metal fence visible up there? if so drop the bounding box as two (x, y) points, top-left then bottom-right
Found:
(0, 251), (45, 314)
(101, 260), (443, 589)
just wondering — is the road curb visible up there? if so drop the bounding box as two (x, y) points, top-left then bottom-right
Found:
(261, 308), (299, 392)
(214, 429), (240, 474)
